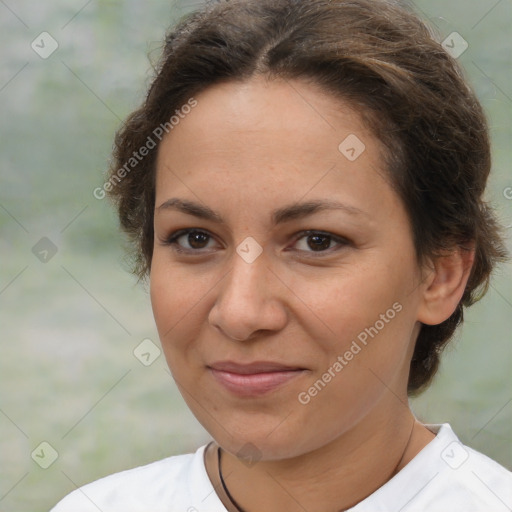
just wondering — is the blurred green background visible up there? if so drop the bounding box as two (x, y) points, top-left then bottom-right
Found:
(0, 1), (510, 510)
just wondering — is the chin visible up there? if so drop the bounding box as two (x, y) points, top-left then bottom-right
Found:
(206, 417), (315, 461)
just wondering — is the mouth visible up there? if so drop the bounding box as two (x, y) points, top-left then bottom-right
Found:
(207, 361), (307, 397)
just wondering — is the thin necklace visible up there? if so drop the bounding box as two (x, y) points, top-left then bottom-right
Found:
(218, 446), (248, 512)
(217, 419), (416, 512)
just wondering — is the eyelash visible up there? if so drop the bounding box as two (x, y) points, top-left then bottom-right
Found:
(161, 229), (350, 256)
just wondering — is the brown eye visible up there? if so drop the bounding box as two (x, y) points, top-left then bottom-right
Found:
(185, 231), (210, 249)
(306, 234), (332, 251)
(165, 229), (217, 252)
(293, 231), (349, 254)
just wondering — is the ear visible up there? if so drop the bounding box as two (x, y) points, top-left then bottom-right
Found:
(417, 245), (475, 326)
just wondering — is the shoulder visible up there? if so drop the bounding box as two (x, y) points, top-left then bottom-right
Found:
(407, 423), (512, 511)
(428, 437), (512, 511)
(353, 423), (512, 512)
(50, 444), (219, 512)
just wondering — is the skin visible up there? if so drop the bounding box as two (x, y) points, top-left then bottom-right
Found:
(150, 76), (474, 511)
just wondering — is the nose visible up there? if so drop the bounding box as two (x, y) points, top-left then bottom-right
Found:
(208, 248), (288, 342)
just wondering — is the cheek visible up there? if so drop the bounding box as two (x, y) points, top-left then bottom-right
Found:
(149, 258), (202, 346)
(149, 255), (223, 376)
(288, 261), (412, 351)
(290, 260), (418, 411)
(293, 304), (415, 450)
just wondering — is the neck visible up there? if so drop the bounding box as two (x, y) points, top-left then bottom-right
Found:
(205, 405), (435, 512)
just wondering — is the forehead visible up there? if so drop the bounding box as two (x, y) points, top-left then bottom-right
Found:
(153, 77), (396, 226)
(162, 76), (370, 150)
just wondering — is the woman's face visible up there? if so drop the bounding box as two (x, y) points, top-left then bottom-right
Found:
(151, 77), (427, 460)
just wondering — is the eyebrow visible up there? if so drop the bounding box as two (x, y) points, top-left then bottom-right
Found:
(156, 198), (367, 226)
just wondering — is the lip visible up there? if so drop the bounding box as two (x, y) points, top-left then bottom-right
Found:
(208, 361), (307, 397)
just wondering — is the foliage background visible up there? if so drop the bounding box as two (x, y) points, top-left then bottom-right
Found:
(0, 1), (510, 510)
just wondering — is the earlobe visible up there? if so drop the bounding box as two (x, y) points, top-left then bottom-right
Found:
(417, 245), (475, 326)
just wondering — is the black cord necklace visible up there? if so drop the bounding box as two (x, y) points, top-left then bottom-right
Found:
(218, 446), (248, 512)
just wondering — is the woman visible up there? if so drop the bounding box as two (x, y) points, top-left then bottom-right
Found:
(52, 0), (511, 510)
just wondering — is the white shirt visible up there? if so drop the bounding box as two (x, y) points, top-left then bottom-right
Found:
(50, 424), (512, 511)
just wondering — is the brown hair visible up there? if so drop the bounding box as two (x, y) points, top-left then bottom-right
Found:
(106, 0), (508, 394)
